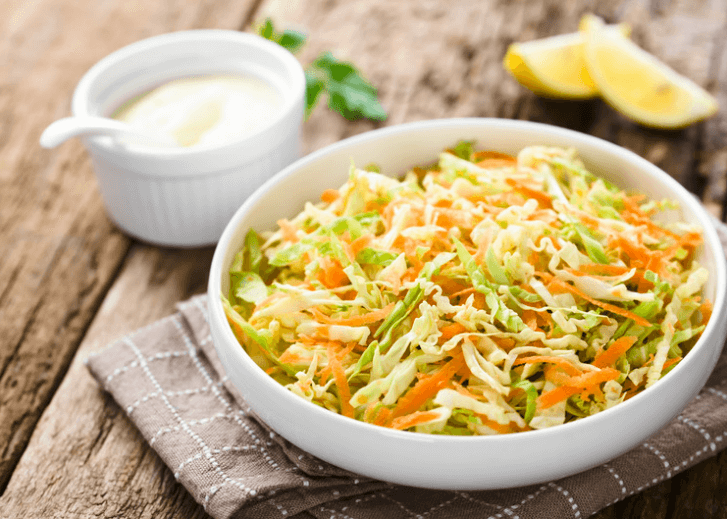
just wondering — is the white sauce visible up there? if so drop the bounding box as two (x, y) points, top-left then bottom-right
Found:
(112, 74), (283, 148)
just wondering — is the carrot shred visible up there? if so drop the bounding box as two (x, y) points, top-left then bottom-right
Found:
(311, 303), (395, 326)
(350, 233), (374, 256)
(472, 150), (516, 163)
(538, 368), (620, 409)
(547, 277), (652, 328)
(388, 350), (466, 422)
(662, 356), (682, 371)
(321, 189), (340, 203)
(373, 407), (392, 426)
(450, 286), (476, 299)
(592, 336), (638, 368)
(505, 178), (553, 208)
(316, 256), (349, 288)
(477, 417), (518, 434)
(390, 410), (442, 430)
(431, 275), (470, 296)
(438, 322), (468, 341)
(326, 343), (354, 418)
(277, 219), (299, 243)
(318, 342), (357, 382)
(278, 350), (309, 365)
(512, 355), (582, 377)
(476, 158), (519, 169)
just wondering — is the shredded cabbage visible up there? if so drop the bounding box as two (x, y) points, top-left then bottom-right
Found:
(222, 143), (711, 435)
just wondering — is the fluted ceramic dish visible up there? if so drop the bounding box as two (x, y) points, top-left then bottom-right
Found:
(69, 30), (305, 247)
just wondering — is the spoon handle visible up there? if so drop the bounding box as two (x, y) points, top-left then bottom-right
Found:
(40, 116), (176, 148)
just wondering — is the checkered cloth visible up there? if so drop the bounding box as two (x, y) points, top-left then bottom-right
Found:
(86, 220), (727, 519)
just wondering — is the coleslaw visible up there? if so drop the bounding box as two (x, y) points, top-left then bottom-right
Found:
(222, 142), (711, 435)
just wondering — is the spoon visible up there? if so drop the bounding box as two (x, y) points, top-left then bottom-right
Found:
(40, 116), (178, 149)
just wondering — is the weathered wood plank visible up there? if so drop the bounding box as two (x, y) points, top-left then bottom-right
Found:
(0, 244), (214, 518)
(1, 0), (726, 517)
(0, 0), (258, 493)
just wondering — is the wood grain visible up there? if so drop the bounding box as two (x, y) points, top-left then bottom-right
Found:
(0, 244), (214, 518)
(0, 0), (725, 517)
(0, 0), (258, 493)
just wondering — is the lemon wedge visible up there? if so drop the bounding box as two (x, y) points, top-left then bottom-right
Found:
(504, 24), (630, 99)
(582, 16), (718, 128)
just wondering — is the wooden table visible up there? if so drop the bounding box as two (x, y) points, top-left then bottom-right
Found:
(0, 0), (725, 517)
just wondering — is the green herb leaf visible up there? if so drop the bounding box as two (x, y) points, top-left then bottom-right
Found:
(305, 71), (326, 118)
(308, 52), (387, 121)
(256, 18), (307, 53)
(257, 19), (386, 122)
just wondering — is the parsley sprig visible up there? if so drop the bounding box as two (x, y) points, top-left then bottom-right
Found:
(256, 19), (387, 122)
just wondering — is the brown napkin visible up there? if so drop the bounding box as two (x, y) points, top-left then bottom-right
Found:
(86, 219), (727, 519)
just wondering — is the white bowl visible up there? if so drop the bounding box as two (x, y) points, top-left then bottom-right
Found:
(207, 118), (727, 489)
(72, 30), (305, 247)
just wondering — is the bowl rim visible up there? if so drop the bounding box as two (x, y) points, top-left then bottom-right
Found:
(208, 117), (727, 446)
(71, 29), (306, 161)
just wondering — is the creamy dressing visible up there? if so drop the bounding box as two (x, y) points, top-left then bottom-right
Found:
(112, 74), (283, 148)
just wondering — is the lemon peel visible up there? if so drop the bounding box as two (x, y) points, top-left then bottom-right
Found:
(504, 23), (630, 100)
(582, 15), (718, 129)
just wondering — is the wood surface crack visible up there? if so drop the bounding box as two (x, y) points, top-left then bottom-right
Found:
(0, 296), (44, 390)
(85, 396), (118, 464)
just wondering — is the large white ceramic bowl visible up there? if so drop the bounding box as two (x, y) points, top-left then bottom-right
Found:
(208, 118), (727, 490)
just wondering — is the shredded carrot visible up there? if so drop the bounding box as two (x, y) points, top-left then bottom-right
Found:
(389, 350), (466, 421)
(593, 336), (638, 368)
(431, 275), (470, 295)
(538, 368), (620, 409)
(278, 350), (309, 365)
(316, 256), (349, 288)
(491, 336), (517, 352)
(478, 417), (519, 434)
(311, 303), (395, 326)
(543, 365), (572, 385)
(513, 355), (582, 377)
(373, 407), (392, 426)
(472, 150), (517, 163)
(505, 178), (553, 208)
(662, 356), (682, 371)
(390, 410), (443, 430)
(439, 322), (468, 341)
(450, 286), (476, 299)
(432, 206), (475, 229)
(350, 233), (374, 256)
(277, 219), (299, 243)
(253, 291), (286, 312)
(326, 343), (354, 418)
(522, 309), (540, 331)
(476, 158), (519, 169)
(321, 189), (340, 203)
(548, 277), (652, 328)
(318, 342), (357, 382)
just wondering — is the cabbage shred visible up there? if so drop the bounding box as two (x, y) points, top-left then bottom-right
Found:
(223, 144), (710, 435)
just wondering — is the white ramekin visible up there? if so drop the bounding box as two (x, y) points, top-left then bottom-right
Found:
(71, 30), (306, 247)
